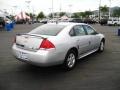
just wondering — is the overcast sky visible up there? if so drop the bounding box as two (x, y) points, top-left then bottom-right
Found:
(0, 0), (120, 15)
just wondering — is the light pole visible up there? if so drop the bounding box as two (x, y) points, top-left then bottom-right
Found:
(59, 0), (62, 18)
(13, 6), (18, 15)
(3, 9), (7, 13)
(48, 8), (51, 19)
(68, 4), (72, 18)
(25, 1), (31, 13)
(109, 0), (111, 19)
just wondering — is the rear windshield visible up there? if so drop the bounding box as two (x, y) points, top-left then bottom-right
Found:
(29, 24), (66, 36)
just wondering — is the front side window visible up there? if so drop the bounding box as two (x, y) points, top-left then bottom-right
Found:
(83, 25), (97, 35)
(73, 25), (86, 36)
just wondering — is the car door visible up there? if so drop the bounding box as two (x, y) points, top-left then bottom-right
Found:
(83, 25), (100, 51)
(69, 25), (90, 55)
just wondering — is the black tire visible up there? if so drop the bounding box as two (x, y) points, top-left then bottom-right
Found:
(114, 23), (117, 26)
(98, 40), (105, 52)
(63, 50), (77, 71)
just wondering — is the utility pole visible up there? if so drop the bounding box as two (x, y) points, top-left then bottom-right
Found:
(52, 0), (54, 19)
(59, 0), (62, 18)
(98, 0), (101, 23)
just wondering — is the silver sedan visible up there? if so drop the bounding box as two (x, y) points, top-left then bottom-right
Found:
(12, 23), (105, 70)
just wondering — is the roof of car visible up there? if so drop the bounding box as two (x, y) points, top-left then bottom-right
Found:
(47, 22), (86, 26)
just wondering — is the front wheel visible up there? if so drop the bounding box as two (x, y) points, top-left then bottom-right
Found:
(63, 50), (77, 70)
(98, 41), (105, 52)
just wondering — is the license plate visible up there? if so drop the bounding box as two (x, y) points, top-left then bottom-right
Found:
(18, 51), (28, 60)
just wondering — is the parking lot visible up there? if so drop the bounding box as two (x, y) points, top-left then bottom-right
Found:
(0, 23), (120, 90)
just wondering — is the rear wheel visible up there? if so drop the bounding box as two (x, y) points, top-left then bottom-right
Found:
(63, 50), (77, 70)
(114, 23), (117, 26)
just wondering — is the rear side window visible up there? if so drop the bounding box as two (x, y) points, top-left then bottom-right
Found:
(29, 24), (66, 36)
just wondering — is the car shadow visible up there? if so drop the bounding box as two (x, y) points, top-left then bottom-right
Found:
(16, 51), (105, 79)
(77, 52), (101, 64)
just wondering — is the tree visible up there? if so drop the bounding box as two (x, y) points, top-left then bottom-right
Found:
(48, 13), (53, 18)
(84, 11), (93, 18)
(26, 13), (36, 18)
(71, 11), (93, 18)
(71, 12), (80, 18)
(26, 12), (29, 16)
(79, 12), (86, 18)
(29, 13), (33, 18)
(48, 12), (63, 18)
(112, 8), (120, 17)
(59, 12), (66, 17)
(37, 12), (45, 19)
(100, 5), (109, 16)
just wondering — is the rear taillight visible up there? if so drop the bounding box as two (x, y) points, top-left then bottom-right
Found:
(39, 39), (55, 49)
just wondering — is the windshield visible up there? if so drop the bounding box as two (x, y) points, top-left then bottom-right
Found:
(29, 24), (66, 36)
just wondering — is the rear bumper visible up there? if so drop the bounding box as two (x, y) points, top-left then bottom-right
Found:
(12, 44), (64, 66)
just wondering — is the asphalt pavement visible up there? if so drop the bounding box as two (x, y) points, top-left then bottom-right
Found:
(0, 23), (120, 90)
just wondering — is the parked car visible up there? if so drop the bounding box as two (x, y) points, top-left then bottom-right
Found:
(12, 22), (105, 70)
(47, 19), (58, 23)
(100, 19), (108, 25)
(83, 19), (96, 24)
(40, 19), (48, 24)
(0, 17), (5, 28)
(69, 18), (83, 23)
(107, 18), (120, 26)
(15, 19), (27, 24)
(33, 20), (40, 23)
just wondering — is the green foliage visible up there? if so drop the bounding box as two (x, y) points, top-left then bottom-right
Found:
(26, 13), (36, 18)
(71, 11), (92, 18)
(100, 5), (109, 15)
(48, 13), (53, 18)
(26, 12), (29, 16)
(84, 11), (93, 17)
(71, 12), (80, 18)
(112, 8), (120, 17)
(29, 13), (33, 18)
(37, 12), (45, 19)
(8, 15), (14, 20)
(59, 12), (66, 17)
(79, 12), (86, 18)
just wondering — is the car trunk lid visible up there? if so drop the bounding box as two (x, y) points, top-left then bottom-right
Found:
(16, 34), (46, 51)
